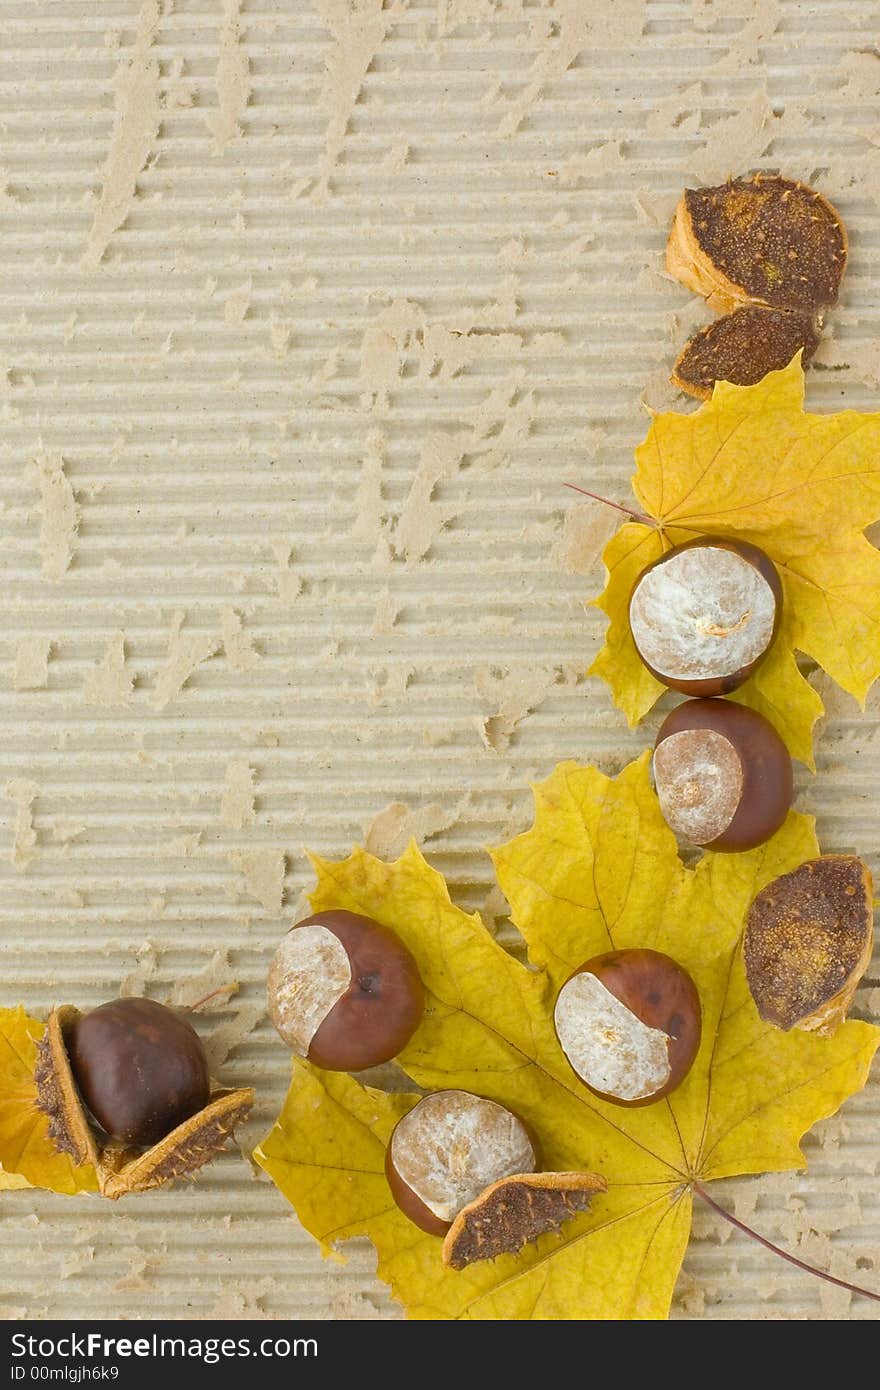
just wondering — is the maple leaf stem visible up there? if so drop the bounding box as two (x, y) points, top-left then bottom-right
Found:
(563, 482), (656, 528)
(692, 1183), (880, 1305)
(182, 984), (237, 1014)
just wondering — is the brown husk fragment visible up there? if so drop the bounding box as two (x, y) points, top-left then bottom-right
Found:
(34, 1005), (253, 1199)
(667, 175), (847, 315)
(666, 173), (847, 398)
(671, 305), (820, 401)
(34, 1006), (100, 1169)
(441, 1170), (606, 1271)
(100, 1089), (254, 1198)
(743, 856), (873, 1036)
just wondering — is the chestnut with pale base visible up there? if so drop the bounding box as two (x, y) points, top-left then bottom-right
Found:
(554, 949), (702, 1105)
(268, 910), (423, 1071)
(653, 698), (792, 852)
(629, 538), (782, 697)
(385, 1090), (538, 1236)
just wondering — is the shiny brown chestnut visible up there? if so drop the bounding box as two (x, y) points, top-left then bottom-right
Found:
(653, 698), (793, 852)
(629, 537), (782, 696)
(554, 949), (701, 1106)
(67, 998), (211, 1147)
(268, 910), (424, 1071)
(385, 1090), (539, 1236)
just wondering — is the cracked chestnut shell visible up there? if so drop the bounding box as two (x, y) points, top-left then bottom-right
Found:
(385, 1090), (539, 1236)
(554, 949), (702, 1106)
(629, 538), (782, 696)
(654, 698), (793, 852)
(68, 998), (210, 1147)
(268, 910), (424, 1071)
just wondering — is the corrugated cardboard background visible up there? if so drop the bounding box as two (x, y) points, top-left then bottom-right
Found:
(1, 0), (878, 1320)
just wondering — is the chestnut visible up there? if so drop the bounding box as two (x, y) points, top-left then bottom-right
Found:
(653, 698), (792, 852)
(553, 949), (701, 1106)
(385, 1090), (539, 1235)
(629, 537), (782, 695)
(67, 997), (210, 1147)
(268, 910), (424, 1071)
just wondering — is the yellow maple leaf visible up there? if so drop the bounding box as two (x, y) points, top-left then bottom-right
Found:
(0, 1170), (30, 1191)
(589, 356), (880, 766)
(0, 1006), (98, 1195)
(255, 756), (880, 1320)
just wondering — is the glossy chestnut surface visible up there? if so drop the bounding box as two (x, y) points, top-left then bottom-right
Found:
(654, 698), (792, 851)
(68, 998), (210, 1146)
(629, 537), (782, 696)
(554, 949), (701, 1106)
(268, 910), (424, 1071)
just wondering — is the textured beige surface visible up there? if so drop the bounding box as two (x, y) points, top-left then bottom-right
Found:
(1, 0), (879, 1320)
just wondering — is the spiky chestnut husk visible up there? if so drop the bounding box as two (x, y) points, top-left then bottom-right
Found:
(35, 1004), (253, 1199)
(671, 305), (821, 402)
(744, 856), (873, 1035)
(666, 175), (847, 316)
(441, 1170), (607, 1270)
